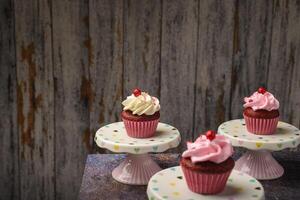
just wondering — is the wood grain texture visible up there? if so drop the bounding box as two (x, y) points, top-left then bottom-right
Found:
(52, 0), (90, 199)
(0, 0), (300, 199)
(230, 0), (274, 120)
(14, 0), (54, 199)
(161, 0), (198, 148)
(267, 0), (300, 128)
(89, 0), (124, 152)
(123, 0), (161, 97)
(0, 0), (19, 200)
(194, 0), (236, 134)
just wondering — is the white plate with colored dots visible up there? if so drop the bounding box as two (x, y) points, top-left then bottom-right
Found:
(94, 122), (181, 154)
(218, 119), (300, 151)
(147, 167), (264, 200)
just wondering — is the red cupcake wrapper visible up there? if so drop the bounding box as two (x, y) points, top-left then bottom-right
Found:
(243, 114), (279, 135)
(122, 118), (159, 138)
(181, 164), (232, 194)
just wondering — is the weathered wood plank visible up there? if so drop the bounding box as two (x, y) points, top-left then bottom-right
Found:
(1, 1), (300, 199)
(89, 0), (124, 152)
(194, 0), (235, 134)
(14, 0), (54, 199)
(161, 0), (198, 149)
(123, 0), (161, 97)
(52, 0), (90, 199)
(0, 0), (19, 199)
(230, 0), (274, 119)
(268, 0), (300, 128)
(193, 0), (237, 160)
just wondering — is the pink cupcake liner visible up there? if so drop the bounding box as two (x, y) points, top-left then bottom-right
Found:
(181, 164), (232, 194)
(243, 114), (279, 135)
(122, 118), (159, 138)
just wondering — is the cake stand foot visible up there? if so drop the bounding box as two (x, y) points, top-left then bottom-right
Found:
(112, 154), (161, 185)
(235, 150), (284, 180)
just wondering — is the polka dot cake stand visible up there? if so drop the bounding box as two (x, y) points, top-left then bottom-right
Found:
(94, 122), (181, 185)
(218, 119), (300, 180)
(147, 167), (264, 200)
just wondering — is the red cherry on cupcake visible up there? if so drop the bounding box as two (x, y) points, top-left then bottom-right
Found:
(206, 130), (216, 141)
(133, 88), (142, 97)
(258, 87), (267, 94)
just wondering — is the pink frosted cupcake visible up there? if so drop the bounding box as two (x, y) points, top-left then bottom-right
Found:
(243, 87), (280, 135)
(121, 88), (160, 138)
(180, 130), (234, 194)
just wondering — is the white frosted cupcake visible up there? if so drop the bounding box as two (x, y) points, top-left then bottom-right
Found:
(121, 88), (160, 138)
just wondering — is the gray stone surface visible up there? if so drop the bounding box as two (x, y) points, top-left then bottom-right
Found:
(79, 152), (300, 200)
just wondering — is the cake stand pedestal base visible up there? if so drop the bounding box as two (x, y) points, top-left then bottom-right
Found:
(112, 154), (161, 185)
(95, 122), (181, 185)
(235, 150), (284, 180)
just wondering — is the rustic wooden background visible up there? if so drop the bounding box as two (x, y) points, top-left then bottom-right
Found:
(0, 0), (299, 200)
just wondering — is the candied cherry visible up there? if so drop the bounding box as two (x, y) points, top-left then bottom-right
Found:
(206, 130), (216, 141)
(258, 87), (267, 94)
(133, 88), (142, 97)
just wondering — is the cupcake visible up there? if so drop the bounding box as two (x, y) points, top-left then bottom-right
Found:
(121, 88), (160, 138)
(243, 87), (279, 135)
(180, 130), (234, 194)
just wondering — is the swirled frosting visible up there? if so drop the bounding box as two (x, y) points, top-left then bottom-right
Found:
(182, 135), (233, 164)
(122, 92), (160, 115)
(244, 91), (279, 111)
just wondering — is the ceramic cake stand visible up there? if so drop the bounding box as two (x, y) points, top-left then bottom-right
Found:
(94, 122), (181, 185)
(218, 119), (300, 180)
(147, 167), (264, 200)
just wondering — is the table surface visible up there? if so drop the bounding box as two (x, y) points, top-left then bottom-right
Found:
(79, 152), (300, 200)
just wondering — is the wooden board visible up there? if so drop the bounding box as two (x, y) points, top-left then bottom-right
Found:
(194, 0), (235, 134)
(52, 0), (90, 199)
(14, 0), (54, 199)
(123, 0), (161, 97)
(230, 0), (274, 120)
(1, 0), (300, 199)
(267, 0), (300, 128)
(88, 0), (124, 152)
(0, 0), (19, 200)
(160, 0), (198, 148)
